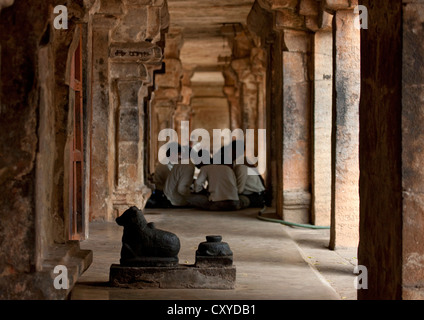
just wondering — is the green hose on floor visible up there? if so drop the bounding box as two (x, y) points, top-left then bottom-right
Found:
(256, 206), (331, 230)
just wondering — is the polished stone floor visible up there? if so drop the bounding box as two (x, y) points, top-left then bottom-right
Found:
(70, 207), (357, 300)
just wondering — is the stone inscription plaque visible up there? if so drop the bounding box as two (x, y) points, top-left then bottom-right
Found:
(110, 42), (162, 63)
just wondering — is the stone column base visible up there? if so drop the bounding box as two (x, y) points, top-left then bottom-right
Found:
(282, 190), (311, 224)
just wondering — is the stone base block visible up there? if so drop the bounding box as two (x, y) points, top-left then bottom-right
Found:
(109, 264), (236, 289)
(195, 255), (233, 268)
(120, 256), (179, 267)
(283, 190), (311, 224)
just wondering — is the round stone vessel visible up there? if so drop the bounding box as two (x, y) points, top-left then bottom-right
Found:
(196, 235), (233, 256)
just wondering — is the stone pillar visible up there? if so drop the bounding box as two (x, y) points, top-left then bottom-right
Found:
(109, 43), (161, 215)
(312, 30), (333, 227)
(149, 31), (183, 168)
(280, 28), (312, 224)
(223, 66), (242, 130)
(174, 104), (193, 143)
(359, 0), (424, 300)
(248, 1), (314, 223)
(231, 58), (258, 132)
(251, 47), (267, 180)
(90, 15), (118, 221)
(251, 47), (267, 132)
(90, 0), (169, 220)
(329, 9), (360, 249)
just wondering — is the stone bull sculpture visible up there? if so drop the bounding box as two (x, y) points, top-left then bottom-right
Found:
(115, 206), (180, 267)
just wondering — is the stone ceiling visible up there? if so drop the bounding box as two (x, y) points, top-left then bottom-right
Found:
(167, 0), (256, 72)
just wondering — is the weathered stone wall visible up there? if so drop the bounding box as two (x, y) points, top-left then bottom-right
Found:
(0, 0), (91, 299)
(0, 0), (170, 298)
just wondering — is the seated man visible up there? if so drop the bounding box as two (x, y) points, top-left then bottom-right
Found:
(145, 142), (180, 208)
(164, 145), (195, 207)
(234, 164), (266, 208)
(186, 150), (246, 211)
(145, 162), (173, 208)
(225, 139), (266, 208)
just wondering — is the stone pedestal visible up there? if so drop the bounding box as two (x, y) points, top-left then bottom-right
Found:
(109, 264), (236, 289)
(109, 234), (236, 289)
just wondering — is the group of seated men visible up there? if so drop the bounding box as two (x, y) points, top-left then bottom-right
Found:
(146, 141), (266, 211)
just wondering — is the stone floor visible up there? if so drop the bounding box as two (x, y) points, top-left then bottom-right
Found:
(70, 207), (358, 300)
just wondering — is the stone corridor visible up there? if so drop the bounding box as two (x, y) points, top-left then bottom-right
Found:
(1, 0), (424, 300)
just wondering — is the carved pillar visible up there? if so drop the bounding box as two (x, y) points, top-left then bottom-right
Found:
(223, 66), (242, 130)
(174, 66), (193, 137)
(247, 0), (280, 209)
(90, 0), (169, 220)
(150, 29), (184, 168)
(109, 42), (162, 216)
(329, 7), (360, 249)
(231, 58), (258, 132)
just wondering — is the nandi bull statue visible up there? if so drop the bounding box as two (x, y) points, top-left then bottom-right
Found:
(115, 206), (181, 267)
